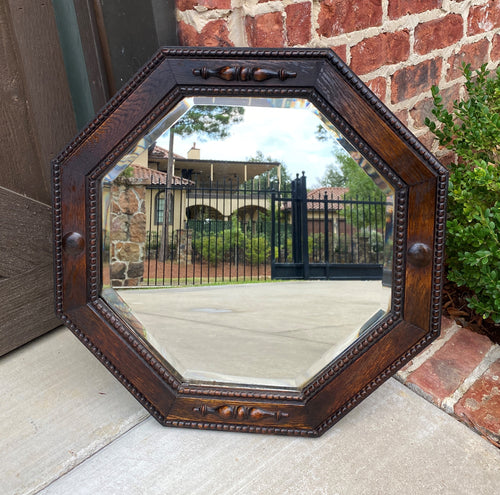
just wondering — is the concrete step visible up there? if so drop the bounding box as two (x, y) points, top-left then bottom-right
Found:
(37, 380), (500, 495)
(2, 325), (499, 495)
(0, 327), (148, 495)
(397, 317), (500, 447)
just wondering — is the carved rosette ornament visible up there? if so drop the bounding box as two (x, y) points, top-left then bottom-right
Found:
(52, 47), (448, 437)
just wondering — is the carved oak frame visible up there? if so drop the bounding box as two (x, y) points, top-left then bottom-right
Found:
(53, 47), (448, 437)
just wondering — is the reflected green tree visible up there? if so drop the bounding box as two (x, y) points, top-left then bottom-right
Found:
(159, 105), (245, 260)
(242, 150), (292, 191)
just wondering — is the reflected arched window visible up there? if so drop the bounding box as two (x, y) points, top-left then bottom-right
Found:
(155, 192), (165, 225)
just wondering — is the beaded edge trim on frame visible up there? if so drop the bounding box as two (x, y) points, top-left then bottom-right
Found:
(53, 47), (448, 431)
(59, 314), (167, 423)
(161, 327), (438, 438)
(82, 83), (408, 402)
(158, 46), (448, 338)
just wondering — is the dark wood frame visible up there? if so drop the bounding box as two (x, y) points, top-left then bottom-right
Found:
(53, 47), (448, 437)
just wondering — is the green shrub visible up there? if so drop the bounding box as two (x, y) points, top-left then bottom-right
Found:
(359, 228), (385, 254)
(308, 233), (324, 261)
(146, 231), (160, 251)
(192, 215), (246, 264)
(192, 228), (245, 264)
(245, 235), (270, 265)
(425, 63), (500, 323)
(307, 233), (341, 261)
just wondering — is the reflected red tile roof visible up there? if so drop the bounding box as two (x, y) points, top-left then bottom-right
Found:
(307, 187), (348, 200)
(149, 144), (184, 160)
(131, 164), (193, 186)
(281, 187), (349, 211)
(307, 187), (348, 210)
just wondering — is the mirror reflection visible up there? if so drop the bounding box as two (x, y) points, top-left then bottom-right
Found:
(101, 97), (394, 389)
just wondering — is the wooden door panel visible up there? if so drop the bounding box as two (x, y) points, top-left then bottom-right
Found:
(0, 188), (53, 278)
(0, 2), (51, 203)
(0, 0), (176, 355)
(0, 187), (60, 354)
(0, 2), (76, 356)
(0, 265), (59, 355)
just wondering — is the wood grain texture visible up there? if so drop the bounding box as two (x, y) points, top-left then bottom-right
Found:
(1, 1), (76, 203)
(0, 1), (49, 203)
(305, 321), (427, 430)
(0, 265), (60, 355)
(0, 187), (53, 279)
(0, 1), (77, 354)
(404, 181), (438, 330)
(54, 48), (448, 436)
(0, 188), (60, 355)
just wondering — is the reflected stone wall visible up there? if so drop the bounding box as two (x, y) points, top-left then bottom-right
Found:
(110, 177), (147, 286)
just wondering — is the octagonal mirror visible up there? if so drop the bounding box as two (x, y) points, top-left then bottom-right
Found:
(54, 48), (447, 436)
(101, 96), (395, 390)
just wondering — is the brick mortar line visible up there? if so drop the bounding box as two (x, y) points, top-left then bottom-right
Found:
(176, 3), (500, 124)
(442, 343), (500, 414)
(357, 30), (498, 83)
(177, 1), (492, 46)
(381, 0), (389, 24)
(402, 379), (436, 405)
(395, 322), (460, 382)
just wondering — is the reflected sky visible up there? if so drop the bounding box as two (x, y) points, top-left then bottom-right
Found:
(100, 95), (395, 389)
(157, 104), (337, 187)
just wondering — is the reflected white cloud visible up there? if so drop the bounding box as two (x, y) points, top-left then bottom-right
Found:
(158, 106), (337, 186)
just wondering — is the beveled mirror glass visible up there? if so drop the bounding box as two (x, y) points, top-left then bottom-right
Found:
(100, 97), (394, 389)
(54, 48), (447, 436)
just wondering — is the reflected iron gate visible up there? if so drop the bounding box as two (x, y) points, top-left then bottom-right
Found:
(271, 175), (388, 280)
(141, 177), (388, 286)
(144, 180), (278, 286)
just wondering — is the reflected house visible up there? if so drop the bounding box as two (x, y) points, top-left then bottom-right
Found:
(278, 185), (391, 266)
(304, 187), (390, 265)
(279, 186), (349, 235)
(304, 187), (350, 236)
(131, 142), (280, 234)
(131, 153), (193, 233)
(150, 143), (280, 227)
(103, 149), (193, 288)
(277, 186), (351, 265)
(107, 143), (280, 286)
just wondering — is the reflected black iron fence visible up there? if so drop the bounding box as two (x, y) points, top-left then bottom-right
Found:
(143, 180), (281, 286)
(271, 174), (390, 280)
(273, 195), (389, 265)
(141, 180), (389, 286)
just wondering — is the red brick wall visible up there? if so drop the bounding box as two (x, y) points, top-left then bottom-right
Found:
(176, 0), (500, 158)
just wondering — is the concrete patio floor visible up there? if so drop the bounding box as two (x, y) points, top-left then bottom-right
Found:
(113, 280), (390, 388)
(2, 281), (499, 494)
